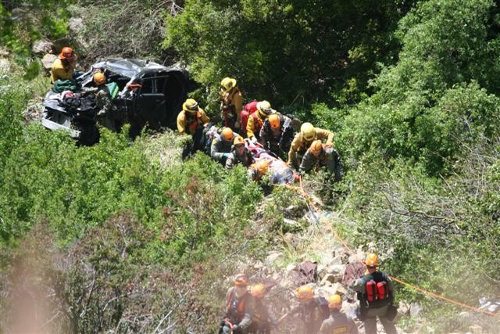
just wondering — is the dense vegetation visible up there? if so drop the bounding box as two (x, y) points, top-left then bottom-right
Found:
(1, 0), (499, 333)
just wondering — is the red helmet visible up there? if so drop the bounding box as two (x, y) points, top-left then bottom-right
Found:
(59, 47), (75, 60)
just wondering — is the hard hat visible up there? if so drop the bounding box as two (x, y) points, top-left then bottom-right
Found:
(93, 72), (106, 86)
(250, 284), (266, 298)
(296, 285), (314, 301)
(59, 47), (75, 60)
(365, 253), (379, 267)
(309, 140), (323, 156)
(252, 159), (270, 176)
(221, 127), (234, 141)
(234, 273), (248, 287)
(257, 100), (273, 117)
(269, 114), (281, 129)
(301, 123), (316, 141)
(182, 98), (199, 113)
(327, 294), (342, 309)
(233, 136), (245, 146)
(221, 77), (237, 91)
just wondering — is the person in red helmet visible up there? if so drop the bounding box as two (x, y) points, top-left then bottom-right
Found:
(351, 253), (398, 334)
(50, 46), (78, 83)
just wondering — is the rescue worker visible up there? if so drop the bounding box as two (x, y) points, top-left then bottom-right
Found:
(299, 139), (343, 181)
(177, 98), (210, 159)
(247, 101), (274, 141)
(91, 72), (120, 131)
(259, 113), (295, 160)
(319, 294), (359, 334)
(220, 77), (243, 132)
(248, 284), (276, 334)
(287, 122), (334, 170)
(50, 47), (78, 83)
(226, 137), (254, 169)
(278, 285), (329, 334)
(219, 274), (253, 334)
(211, 127), (241, 165)
(351, 254), (398, 334)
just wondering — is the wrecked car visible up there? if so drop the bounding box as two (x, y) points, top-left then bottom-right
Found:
(42, 58), (189, 144)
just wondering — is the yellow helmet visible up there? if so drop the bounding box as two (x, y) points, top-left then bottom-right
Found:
(252, 159), (270, 176)
(269, 114), (280, 129)
(250, 284), (267, 298)
(221, 77), (237, 91)
(93, 72), (106, 86)
(365, 253), (379, 267)
(301, 123), (316, 141)
(257, 100), (273, 117)
(327, 294), (342, 309)
(295, 285), (314, 301)
(309, 140), (323, 156)
(234, 273), (248, 287)
(182, 98), (199, 113)
(233, 136), (245, 146)
(221, 127), (234, 141)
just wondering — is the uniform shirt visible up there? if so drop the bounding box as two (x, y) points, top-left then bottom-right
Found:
(299, 146), (336, 174)
(352, 270), (394, 309)
(287, 128), (334, 166)
(319, 310), (359, 334)
(50, 58), (76, 83)
(246, 112), (266, 139)
(176, 109), (209, 135)
(220, 88), (243, 123)
(225, 287), (253, 329)
(259, 114), (295, 155)
(211, 134), (242, 162)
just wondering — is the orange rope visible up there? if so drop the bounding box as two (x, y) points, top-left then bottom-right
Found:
(389, 275), (496, 317)
(292, 176), (497, 318)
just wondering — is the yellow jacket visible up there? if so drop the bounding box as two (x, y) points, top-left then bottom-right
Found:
(50, 58), (76, 83)
(177, 109), (209, 135)
(287, 127), (334, 165)
(220, 88), (243, 122)
(246, 112), (266, 139)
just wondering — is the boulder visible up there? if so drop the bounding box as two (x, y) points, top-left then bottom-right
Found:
(32, 40), (54, 54)
(0, 59), (11, 74)
(265, 251), (283, 266)
(42, 54), (58, 71)
(68, 17), (84, 34)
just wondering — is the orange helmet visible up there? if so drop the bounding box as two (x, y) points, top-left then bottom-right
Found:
(327, 294), (342, 309)
(250, 284), (267, 298)
(233, 136), (245, 146)
(182, 98), (199, 113)
(309, 140), (323, 156)
(59, 47), (75, 60)
(234, 274), (248, 287)
(252, 159), (270, 176)
(221, 128), (234, 141)
(365, 253), (379, 267)
(93, 72), (106, 86)
(295, 285), (314, 301)
(269, 114), (280, 129)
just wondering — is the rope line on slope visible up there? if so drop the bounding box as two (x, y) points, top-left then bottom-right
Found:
(288, 176), (497, 317)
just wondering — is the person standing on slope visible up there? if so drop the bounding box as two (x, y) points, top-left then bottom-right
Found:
(319, 294), (359, 334)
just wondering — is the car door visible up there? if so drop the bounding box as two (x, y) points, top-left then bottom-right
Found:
(134, 73), (169, 131)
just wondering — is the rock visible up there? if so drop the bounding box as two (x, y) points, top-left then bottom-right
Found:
(468, 325), (482, 334)
(410, 302), (422, 317)
(0, 59), (11, 74)
(398, 301), (410, 315)
(68, 17), (84, 34)
(265, 251), (283, 266)
(320, 274), (337, 286)
(32, 40), (53, 54)
(0, 48), (9, 57)
(41, 54), (58, 71)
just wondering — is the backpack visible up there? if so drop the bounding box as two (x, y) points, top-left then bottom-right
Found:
(240, 100), (258, 134)
(360, 272), (390, 308)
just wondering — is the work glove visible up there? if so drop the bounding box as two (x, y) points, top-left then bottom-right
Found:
(223, 153), (233, 159)
(250, 136), (257, 144)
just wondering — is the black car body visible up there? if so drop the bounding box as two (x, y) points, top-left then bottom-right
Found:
(42, 58), (188, 142)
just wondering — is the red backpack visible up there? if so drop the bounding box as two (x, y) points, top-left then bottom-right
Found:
(365, 279), (388, 303)
(240, 100), (258, 134)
